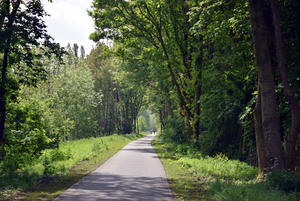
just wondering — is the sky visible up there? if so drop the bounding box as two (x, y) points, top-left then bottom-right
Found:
(41, 0), (96, 55)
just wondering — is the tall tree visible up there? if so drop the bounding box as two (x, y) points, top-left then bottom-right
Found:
(0, 0), (63, 144)
(80, 45), (86, 59)
(89, 0), (202, 138)
(271, 0), (300, 170)
(249, 0), (284, 175)
(73, 43), (79, 58)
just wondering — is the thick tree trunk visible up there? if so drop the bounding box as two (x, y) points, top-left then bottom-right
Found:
(271, 1), (300, 170)
(249, 0), (284, 171)
(253, 87), (267, 177)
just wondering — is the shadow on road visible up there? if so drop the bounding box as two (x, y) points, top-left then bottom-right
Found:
(54, 172), (173, 201)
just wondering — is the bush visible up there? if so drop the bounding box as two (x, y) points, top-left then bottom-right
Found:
(42, 156), (55, 176)
(266, 170), (300, 193)
(0, 101), (51, 172)
(162, 117), (188, 144)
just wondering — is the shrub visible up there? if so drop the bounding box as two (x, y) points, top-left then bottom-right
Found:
(265, 170), (300, 193)
(162, 117), (188, 144)
(42, 156), (55, 176)
(0, 101), (51, 172)
(49, 148), (72, 162)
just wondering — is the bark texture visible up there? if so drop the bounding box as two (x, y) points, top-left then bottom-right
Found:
(249, 0), (284, 172)
(253, 87), (267, 176)
(271, 1), (300, 170)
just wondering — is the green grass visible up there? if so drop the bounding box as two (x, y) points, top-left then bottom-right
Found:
(151, 137), (300, 201)
(0, 133), (148, 201)
(151, 138), (211, 201)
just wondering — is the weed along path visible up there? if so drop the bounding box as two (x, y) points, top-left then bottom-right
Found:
(53, 135), (174, 201)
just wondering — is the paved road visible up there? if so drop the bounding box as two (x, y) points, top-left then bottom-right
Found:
(54, 135), (174, 201)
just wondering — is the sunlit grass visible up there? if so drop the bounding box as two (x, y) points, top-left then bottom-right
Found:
(0, 133), (148, 201)
(178, 155), (257, 181)
(152, 137), (299, 201)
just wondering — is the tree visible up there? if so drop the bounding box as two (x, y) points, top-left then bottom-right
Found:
(89, 0), (202, 138)
(20, 45), (99, 142)
(73, 43), (79, 58)
(138, 116), (147, 132)
(249, 0), (284, 175)
(271, 0), (300, 170)
(80, 45), (86, 59)
(0, 0), (63, 144)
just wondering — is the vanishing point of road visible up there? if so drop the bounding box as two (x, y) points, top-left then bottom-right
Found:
(54, 135), (174, 201)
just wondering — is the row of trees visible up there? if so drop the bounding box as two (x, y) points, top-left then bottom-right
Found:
(86, 44), (146, 135)
(0, 0), (146, 171)
(0, 40), (148, 171)
(88, 0), (300, 176)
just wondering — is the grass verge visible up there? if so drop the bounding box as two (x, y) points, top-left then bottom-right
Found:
(1, 133), (148, 201)
(151, 137), (211, 201)
(151, 137), (300, 201)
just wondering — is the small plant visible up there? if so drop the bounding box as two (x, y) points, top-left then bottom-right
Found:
(92, 139), (108, 154)
(49, 148), (71, 162)
(42, 156), (55, 176)
(214, 152), (229, 161)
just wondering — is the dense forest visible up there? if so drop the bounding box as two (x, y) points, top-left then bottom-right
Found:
(88, 0), (300, 177)
(0, 0), (300, 181)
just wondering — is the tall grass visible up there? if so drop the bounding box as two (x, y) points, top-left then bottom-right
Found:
(0, 133), (146, 200)
(153, 138), (300, 201)
(178, 153), (257, 181)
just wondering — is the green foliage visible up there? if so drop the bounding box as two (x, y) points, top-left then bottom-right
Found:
(0, 134), (147, 200)
(42, 155), (55, 176)
(153, 137), (299, 201)
(265, 170), (300, 193)
(208, 180), (299, 201)
(178, 154), (257, 181)
(1, 100), (51, 172)
(0, 0), (65, 149)
(92, 139), (109, 154)
(138, 116), (148, 131)
(20, 45), (99, 141)
(86, 44), (145, 135)
(162, 117), (188, 144)
(0, 44), (99, 172)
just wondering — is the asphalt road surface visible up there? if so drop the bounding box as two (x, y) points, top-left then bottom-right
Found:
(54, 135), (174, 201)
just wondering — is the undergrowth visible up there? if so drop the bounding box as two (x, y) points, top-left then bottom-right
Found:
(0, 133), (146, 200)
(152, 136), (300, 201)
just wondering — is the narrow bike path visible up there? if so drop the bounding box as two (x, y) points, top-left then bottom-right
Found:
(54, 135), (174, 201)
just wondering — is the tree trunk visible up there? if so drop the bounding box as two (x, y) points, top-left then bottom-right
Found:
(193, 53), (202, 139)
(271, 1), (300, 170)
(163, 88), (173, 117)
(117, 87), (123, 134)
(111, 91), (115, 134)
(103, 99), (107, 134)
(253, 87), (267, 177)
(249, 0), (284, 171)
(0, 0), (21, 145)
(137, 115), (139, 134)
